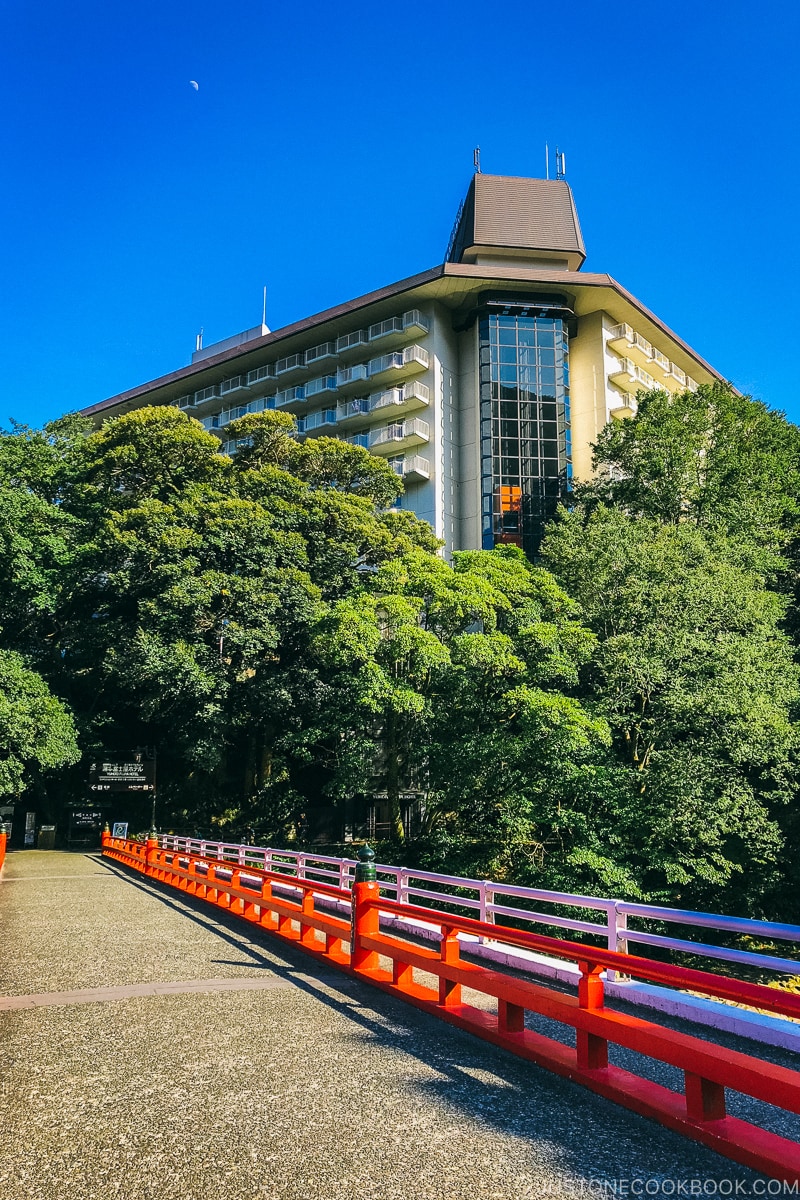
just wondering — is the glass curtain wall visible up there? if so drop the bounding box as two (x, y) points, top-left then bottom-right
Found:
(479, 300), (572, 555)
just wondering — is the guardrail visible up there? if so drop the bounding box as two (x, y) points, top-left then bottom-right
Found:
(159, 837), (800, 979)
(106, 833), (800, 1181)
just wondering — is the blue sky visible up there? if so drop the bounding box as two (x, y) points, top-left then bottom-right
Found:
(2, 0), (799, 428)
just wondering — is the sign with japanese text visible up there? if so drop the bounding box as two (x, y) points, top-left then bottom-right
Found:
(88, 756), (156, 793)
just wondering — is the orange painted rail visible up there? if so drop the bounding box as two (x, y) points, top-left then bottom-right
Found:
(0, 829), (6, 872)
(102, 833), (800, 1181)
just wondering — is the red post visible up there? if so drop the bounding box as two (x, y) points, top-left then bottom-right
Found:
(301, 890), (317, 947)
(259, 878), (275, 928)
(685, 1072), (726, 1122)
(576, 960), (608, 1070)
(145, 830), (159, 878)
(498, 999), (525, 1034)
(230, 870), (243, 914)
(351, 845), (380, 972)
(0, 828), (6, 872)
(439, 925), (462, 1007)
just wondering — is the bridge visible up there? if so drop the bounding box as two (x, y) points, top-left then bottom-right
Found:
(2, 831), (800, 1199)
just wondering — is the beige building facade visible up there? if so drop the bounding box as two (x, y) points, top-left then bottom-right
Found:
(85, 174), (724, 556)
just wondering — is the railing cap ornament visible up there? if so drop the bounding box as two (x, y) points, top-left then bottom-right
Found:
(355, 844), (376, 883)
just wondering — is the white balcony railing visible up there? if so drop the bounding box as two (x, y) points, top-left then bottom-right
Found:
(220, 375), (250, 396)
(608, 356), (655, 393)
(193, 384), (222, 406)
(336, 397), (371, 423)
(275, 352), (306, 376)
(305, 341), (338, 366)
(305, 374), (338, 399)
(336, 329), (369, 354)
(298, 409), (337, 434)
(275, 386), (306, 408)
(370, 380), (430, 414)
(336, 363), (369, 389)
(368, 345), (430, 380)
(247, 364), (274, 387)
(389, 453), (431, 480)
(369, 417), (430, 450)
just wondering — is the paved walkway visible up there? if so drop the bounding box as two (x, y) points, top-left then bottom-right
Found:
(0, 850), (775, 1200)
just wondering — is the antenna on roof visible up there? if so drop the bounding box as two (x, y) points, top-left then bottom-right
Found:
(555, 147), (566, 179)
(545, 142), (550, 180)
(262, 286), (267, 328)
(473, 145), (481, 174)
(195, 327), (203, 353)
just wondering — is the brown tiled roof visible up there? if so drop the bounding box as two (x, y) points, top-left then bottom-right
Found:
(450, 175), (585, 265)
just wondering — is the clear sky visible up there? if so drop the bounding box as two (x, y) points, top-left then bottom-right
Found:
(2, 0), (799, 429)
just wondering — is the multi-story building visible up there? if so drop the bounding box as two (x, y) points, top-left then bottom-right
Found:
(84, 173), (724, 556)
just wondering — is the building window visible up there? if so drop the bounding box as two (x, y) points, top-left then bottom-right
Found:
(479, 301), (571, 556)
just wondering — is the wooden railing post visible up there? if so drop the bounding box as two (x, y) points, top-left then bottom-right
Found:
(260, 877), (275, 928)
(351, 845), (380, 972)
(301, 889), (317, 947)
(576, 960), (608, 1070)
(145, 829), (159, 878)
(438, 925), (461, 1008)
(685, 1072), (726, 1123)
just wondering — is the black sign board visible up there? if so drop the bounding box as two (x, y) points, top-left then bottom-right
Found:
(88, 757), (156, 794)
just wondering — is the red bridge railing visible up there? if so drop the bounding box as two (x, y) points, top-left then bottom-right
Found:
(102, 832), (800, 1182)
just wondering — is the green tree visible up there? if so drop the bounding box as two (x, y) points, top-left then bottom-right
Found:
(542, 505), (800, 909)
(0, 650), (79, 797)
(580, 382), (800, 561)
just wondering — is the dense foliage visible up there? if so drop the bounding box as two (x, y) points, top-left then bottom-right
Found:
(3, 383), (800, 919)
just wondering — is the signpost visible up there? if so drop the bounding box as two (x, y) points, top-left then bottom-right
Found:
(86, 749), (157, 841)
(88, 758), (156, 794)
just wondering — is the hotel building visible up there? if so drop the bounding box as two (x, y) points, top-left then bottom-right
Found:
(84, 173), (724, 556)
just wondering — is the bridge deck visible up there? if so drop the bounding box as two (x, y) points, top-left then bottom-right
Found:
(0, 850), (778, 1199)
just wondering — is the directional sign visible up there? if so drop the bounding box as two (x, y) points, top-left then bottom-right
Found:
(88, 757), (156, 794)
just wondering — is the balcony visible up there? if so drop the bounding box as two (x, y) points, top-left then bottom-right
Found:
(299, 408), (337, 437)
(608, 323), (669, 374)
(369, 417), (430, 454)
(275, 352), (307, 377)
(176, 395), (196, 412)
(608, 356), (655, 394)
(305, 374), (338, 399)
(305, 341), (338, 367)
(336, 363), (370, 392)
(368, 309), (431, 345)
(609, 392), (638, 420)
(193, 384), (222, 407)
(336, 329), (369, 356)
(336, 397), (371, 425)
(369, 380), (430, 417)
(650, 347), (670, 375)
(248, 396), (276, 413)
(201, 414), (221, 431)
(217, 405), (249, 429)
(388, 454), (431, 482)
(220, 375), (250, 397)
(669, 364), (687, 387)
(685, 376), (698, 392)
(247, 364), (274, 387)
(368, 345), (429, 384)
(345, 432), (370, 449)
(275, 385), (306, 409)
(368, 316), (404, 342)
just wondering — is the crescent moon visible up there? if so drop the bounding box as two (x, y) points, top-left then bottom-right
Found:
(189, 80), (199, 91)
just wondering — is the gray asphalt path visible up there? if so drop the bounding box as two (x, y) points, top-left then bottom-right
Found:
(0, 850), (776, 1200)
